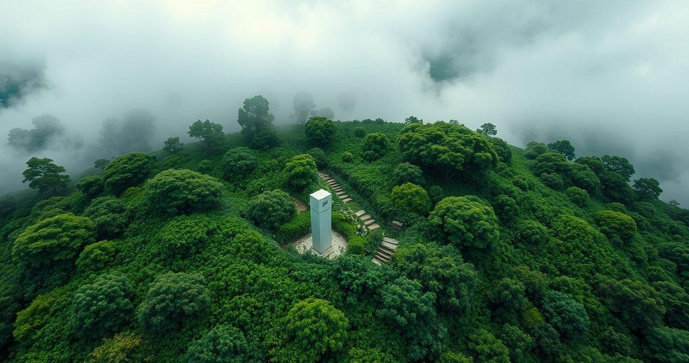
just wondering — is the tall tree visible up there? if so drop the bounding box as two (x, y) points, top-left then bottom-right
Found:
(633, 177), (663, 201)
(291, 92), (315, 124)
(601, 155), (635, 181)
(547, 140), (576, 161)
(188, 120), (225, 154)
(237, 95), (274, 139)
(22, 157), (70, 195)
(477, 122), (497, 136)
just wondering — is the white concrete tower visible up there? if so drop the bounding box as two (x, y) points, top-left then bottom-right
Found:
(310, 189), (332, 253)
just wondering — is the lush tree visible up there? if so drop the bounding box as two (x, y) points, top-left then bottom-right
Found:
(84, 196), (130, 238)
(283, 154), (318, 190)
(575, 156), (605, 175)
(76, 240), (116, 275)
(306, 147), (327, 168)
(291, 92), (315, 124)
(477, 122), (497, 136)
(144, 169), (223, 215)
(12, 213), (96, 268)
(71, 274), (135, 340)
(492, 194), (520, 223)
(566, 186), (589, 207)
(311, 107), (335, 120)
(390, 183), (431, 215)
(76, 175), (104, 199)
(393, 162), (425, 185)
(395, 243), (478, 312)
(0, 196), (16, 218)
(271, 298), (348, 363)
(102, 152), (156, 195)
(94, 158), (110, 171)
(533, 152), (571, 177)
(491, 137), (513, 164)
(524, 141), (547, 159)
(13, 292), (57, 342)
(304, 116), (336, 145)
(186, 325), (248, 363)
(163, 136), (184, 153)
(499, 324), (534, 362)
(398, 122), (498, 179)
(516, 219), (549, 244)
(405, 116), (423, 124)
(250, 129), (281, 150)
(22, 157), (70, 195)
(490, 278), (527, 323)
(644, 327), (689, 363)
(342, 151), (354, 163)
(602, 155), (635, 181)
(88, 331), (151, 362)
(247, 190), (296, 230)
(467, 329), (510, 363)
(598, 278), (665, 331)
(353, 127), (365, 137)
(599, 171), (635, 204)
(138, 272), (211, 333)
(237, 95), (275, 139)
(222, 147), (258, 180)
(428, 196), (500, 249)
(332, 255), (391, 302)
(594, 210), (637, 244)
(652, 281), (689, 329)
(541, 290), (589, 341)
(8, 114), (65, 152)
(547, 140), (576, 160)
(361, 132), (390, 162)
(188, 120), (225, 154)
(634, 177), (663, 201)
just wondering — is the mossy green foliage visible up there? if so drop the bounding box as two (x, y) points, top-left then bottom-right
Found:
(1, 119), (689, 362)
(144, 169), (224, 215)
(390, 182), (431, 215)
(304, 116), (336, 145)
(283, 154), (318, 191)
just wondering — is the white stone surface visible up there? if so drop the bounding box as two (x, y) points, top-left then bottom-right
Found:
(293, 231), (348, 260)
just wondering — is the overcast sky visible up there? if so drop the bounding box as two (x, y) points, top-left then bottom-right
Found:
(1, 0), (688, 204)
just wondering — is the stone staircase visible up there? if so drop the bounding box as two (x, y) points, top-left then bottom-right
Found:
(320, 173), (353, 204)
(372, 237), (398, 265)
(355, 209), (380, 231)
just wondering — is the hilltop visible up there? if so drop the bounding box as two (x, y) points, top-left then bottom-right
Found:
(1, 113), (688, 362)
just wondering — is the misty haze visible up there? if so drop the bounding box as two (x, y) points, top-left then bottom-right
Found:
(1, 1), (689, 362)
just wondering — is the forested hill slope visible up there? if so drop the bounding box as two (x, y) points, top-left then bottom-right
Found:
(1, 116), (689, 362)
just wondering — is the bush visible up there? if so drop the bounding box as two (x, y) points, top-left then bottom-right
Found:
(283, 154), (318, 191)
(347, 236), (367, 255)
(76, 176), (104, 199)
(516, 220), (549, 245)
(594, 210), (637, 244)
(307, 147), (327, 168)
(198, 160), (214, 174)
(541, 291), (589, 341)
(144, 169), (223, 215)
(138, 272), (211, 333)
(342, 151), (354, 163)
(103, 152), (156, 195)
(393, 162), (425, 186)
(524, 142), (547, 159)
(565, 187), (589, 206)
(361, 132), (390, 162)
(247, 190), (296, 230)
(491, 137), (513, 164)
(13, 213), (96, 269)
(305, 116), (336, 145)
(13, 293), (57, 342)
(512, 176), (532, 191)
(250, 129), (280, 150)
(76, 240), (116, 275)
(354, 127), (365, 137)
(158, 215), (220, 258)
(540, 173), (565, 190)
(492, 194), (520, 223)
(71, 274), (135, 340)
(222, 147), (258, 180)
(84, 196), (130, 238)
(390, 183), (431, 215)
(88, 331), (150, 363)
(163, 137), (184, 153)
(276, 212), (310, 242)
(428, 196), (500, 249)
(186, 325), (248, 363)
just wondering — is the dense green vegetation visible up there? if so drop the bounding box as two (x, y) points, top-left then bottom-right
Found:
(1, 105), (688, 362)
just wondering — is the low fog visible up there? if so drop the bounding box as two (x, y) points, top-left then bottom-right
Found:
(1, 1), (688, 203)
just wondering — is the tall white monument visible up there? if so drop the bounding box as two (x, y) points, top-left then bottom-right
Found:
(310, 189), (332, 253)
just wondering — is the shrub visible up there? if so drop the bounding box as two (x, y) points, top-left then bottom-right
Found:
(566, 187), (589, 207)
(540, 173), (565, 190)
(428, 196), (500, 249)
(84, 196), (130, 238)
(76, 240), (116, 275)
(222, 147), (258, 180)
(390, 183), (431, 215)
(307, 147), (327, 168)
(276, 212), (310, 242)
(541, 291), (589, 342)
(71, 274), (135, 340)
(76, 176), (104, 199)
(347, 236), (367, 255)
(342, 151), (354, 163)
(393, 162), (425, 185)
(198, 160), (214, 174)
(250, 129), (280, 150)
(13, 213), (96, 269)
(516, 220), (549, 245)
(138, 272), (211, 333)
(361, 132), (390, 162)
(524, 142), (547, 159)
(158, 215), (220, 258)
(512, 176), (531, 191)
(491, 137), (513, 164)
(163, 137), (184, 153)
(88, 331), (150, 363)
(271, 298), (348, 363)
(13, 293), (57, 342)
(186, 325), (248, 363)
(103, 152), (156, 195)
(594, 210), (637, 244)
(492, 194), (520, 223)
(305, 116), (336, 145)
(247, 190), (296, 230)
(354, 127), (365, 137)
(283, 154), (318, 190)
(144, 169), (223, 215)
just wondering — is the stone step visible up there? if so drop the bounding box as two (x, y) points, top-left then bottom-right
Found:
(342, 198), (353, 203)
(375, 251), (391, 261)
(332, 186), (343, 191)
(364, 218), (376, 226)
(381, 241), (398, 251)
(383, 237), (398, 245)
(335, 191), (346, 197)
(355, 210), (366, 217)
(327, 180), (338, 184)
(359, 214), (371, 221)
(371, 257), (383, 265)
(377, 247), (393, 258)
(368, 223), (380, 230)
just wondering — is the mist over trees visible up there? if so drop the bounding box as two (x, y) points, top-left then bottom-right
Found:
(291, 92), (315, 124)
(98, 109), (156, 157)
(0, 59), (46, 109)
(7, 114), (66, 152)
